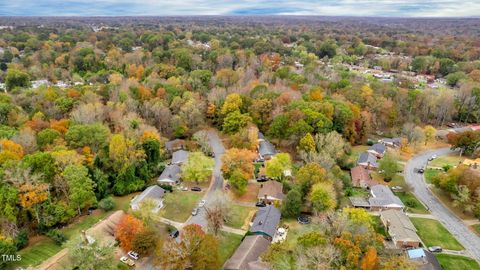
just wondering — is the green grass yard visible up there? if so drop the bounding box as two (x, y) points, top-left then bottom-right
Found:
(428, 154), (464, 168)
(411, 218), (464, 251)
(226, 205), (256, 229)
(162, 190), (204, 222)
(396, 192), (429, 214)
(218, 231), (243, 265)
(472, 224), (480, 236)
(424, 168), (441, 183)
(436, 254), (480, 270)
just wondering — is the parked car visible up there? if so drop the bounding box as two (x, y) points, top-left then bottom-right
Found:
(191, 207), (199, 216)
(257, 175), (268, 182)
(120, 256), (135, 266)
(428, 246), (442, 253)
(417, 168), (424, 174)
(180, 186), (188, 191)
(428, 155), (437, 161)
(297, 215), (311, 225)
(447, 123), (457, 128)
(127, 251), (139, 260)
(384, 236), (392, 241)
(255, 201), (266, 207)
(391, 186), (403, 191)
(198, 199), (206, 208)
(169, 229), (179, 238)
(191, 187), (202, 192)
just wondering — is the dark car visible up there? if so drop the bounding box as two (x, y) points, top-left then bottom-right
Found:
(297, 215), (311, 225)
(169, 229), (179, 238)
(384, 236), (392, 241)
(255, 201), (266, 207)
(256, 175), (268, 182)
(417, 168), (425, 174)
(191, 187), (202, 192)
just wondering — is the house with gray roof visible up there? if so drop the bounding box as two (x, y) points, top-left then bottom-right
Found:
(250, 205), (281, 240)
(368, 143), (386, 158)
(357, 152), (379, 170)
(171, 150), (189, 165)
(158, 164), (181, 185)
(379, 137), (402, 148)
(258, 141), (276, 160)
(130, 185), (165, 213)
(369, 185), (404, 211)
(380, 210), (421, 249)
(223, 235), (271, 270)
(165, 139), (186, 153)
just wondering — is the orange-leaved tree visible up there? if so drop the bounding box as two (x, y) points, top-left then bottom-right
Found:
(116, 214), (145, 251)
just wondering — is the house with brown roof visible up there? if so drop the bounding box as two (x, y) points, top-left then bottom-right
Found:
(350, 165), (376, 188)
(223, 235), (271, 270)
(380, 209), (421, 249)
(258, 181), (285, 203)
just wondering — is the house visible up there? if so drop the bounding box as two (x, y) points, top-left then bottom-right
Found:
(462, 158), (480, 169)
(258, 181), (285, 203)
(379, 137), (402, 148)
(250, 205), (281, 240)
(357, 152), (379, 170)
(258, 140), (276, 160)
(350, 165), (376, 188)
(171, 150), (189, 165)
(368, 143), (386, 158)
(158, 164), (181, 185)
(407, 248), (442, 270)
(369, 185), (404, 211)
(130, 185), (165, 213)
(380, 210), (421, 249)
(223, 235), (271, 270)
(165, 139), (186, 153)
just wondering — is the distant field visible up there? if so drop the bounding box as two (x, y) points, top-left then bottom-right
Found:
(411, 218), (463, 251)
(436, 254), (480, 270)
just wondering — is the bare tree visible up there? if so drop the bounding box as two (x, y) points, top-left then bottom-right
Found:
(204, 191), (231, 235)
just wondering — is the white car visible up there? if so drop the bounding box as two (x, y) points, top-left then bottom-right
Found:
(120, 256), (135, 266)
(127, 251), (139, 260)
(428, 155), (437, 161)
(198, 199), (206, 208)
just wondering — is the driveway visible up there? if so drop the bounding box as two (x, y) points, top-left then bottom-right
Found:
(405, 147), (480, 262)
(185, 130), (225, 229)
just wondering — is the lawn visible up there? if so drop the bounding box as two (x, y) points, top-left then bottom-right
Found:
(348, 145), (369, 163)
(371, 172), (406, 188)
(372, 216), (387, 236)
(429, 153), (464, 168)
(162, 190), (204, 222)
(436, 254), (480, 270)
(424, 168), (441, 183)
(218, 231), (243, 265)
(282, 219), (323, 248)
(472, 224), (480, 236)
(411, 218), (464, 251)
(396, 192), (429, 214)
(226, 205), (256, 230)
(11, 238), (63, 269)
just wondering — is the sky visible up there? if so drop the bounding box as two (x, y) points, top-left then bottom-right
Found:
(0, 0), (479, 17)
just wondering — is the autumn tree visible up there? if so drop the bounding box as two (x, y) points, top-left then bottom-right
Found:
(181, 152), (214, 184)
(265, 153), (292, 179)
(309, 182), (337, 213)
(116, 214), (145, 252)
(295, 163), (329, 196)
(0, 139), (24, 164)
(424, 125), (437, 145)
(221, 148), (256, 179)
(361, 246), (379, 270)
(204, 191), (231, 235)
(68, 237), (116, 270)
(63, 165), (97, 215)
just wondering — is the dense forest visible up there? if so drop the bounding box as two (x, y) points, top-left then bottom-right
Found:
(0, 16), (479, 269)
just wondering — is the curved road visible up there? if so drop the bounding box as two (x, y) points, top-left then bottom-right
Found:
(405, 147), (480, 262)
(185, 130), (225, 229)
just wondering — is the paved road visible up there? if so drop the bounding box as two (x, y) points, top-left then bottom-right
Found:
(405, 147), (480, 262)
(185, 130), (225, 229)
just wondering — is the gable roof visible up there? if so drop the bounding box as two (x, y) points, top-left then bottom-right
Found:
(350, 166), (376, 187)
(223, 235), (271, 270)
(380, 210), (420, 243)
(130, 185), (165, 209)
(258, 140), (276, 157)
(258, 181), (285, 201)
(158, 164), (181, 183)
(369, 185), (404, 208)
(369, 143), (386, 154)
(380, 137), (402, 145)
(165, 139), (185, 152)
(250, 205), (281, 238)
(171, 150), (189, 164)
(357, 152), (379, 167)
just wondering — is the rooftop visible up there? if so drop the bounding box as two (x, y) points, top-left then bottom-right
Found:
(369, 185), (404, 208)
(380, 209), (420, 243)
(258, 181), (285, 201)
(250, 205), (281, 238)
(223, 235), (271, 270)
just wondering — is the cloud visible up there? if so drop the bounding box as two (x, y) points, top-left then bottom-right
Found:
(0, 0), (479, 17)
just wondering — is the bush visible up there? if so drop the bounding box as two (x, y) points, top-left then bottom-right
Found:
(159, 184), (173, 192)
(117, 262), (130, 270)
(14, 229), (29, 250)
(98, 196), (116, 211)
(405, 198), (418, 208)
(46, 229), (67, 245)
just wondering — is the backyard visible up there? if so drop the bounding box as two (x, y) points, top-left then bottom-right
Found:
(218, 231), (244, 265)
(436, 254), (480, 270)
(226, 204), (256, 230)
(411, 218), (464, 251)
(162, 190), (204, 222)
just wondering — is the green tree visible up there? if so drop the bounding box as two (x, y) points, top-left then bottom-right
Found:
(379, 153), (399, 182)
(132, 229), (159, 256)
(227, 169), (248, 195)
(22, 152), (56, 182)
(66, 123), (110, 151)
(298, 133), (316, 153)
(63, 165), (97, 215)
(295, 163), (329, 196)
(318, 40), (337, 58)
(68, 237), (116, 270)
(265, 153), (292, 179)
(36, 128), (61, 148)
(281, 187), (303, 218)
(5, 69), (30, 90)
(181, 152), (214, 184)
(222, 110), (252, 134)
